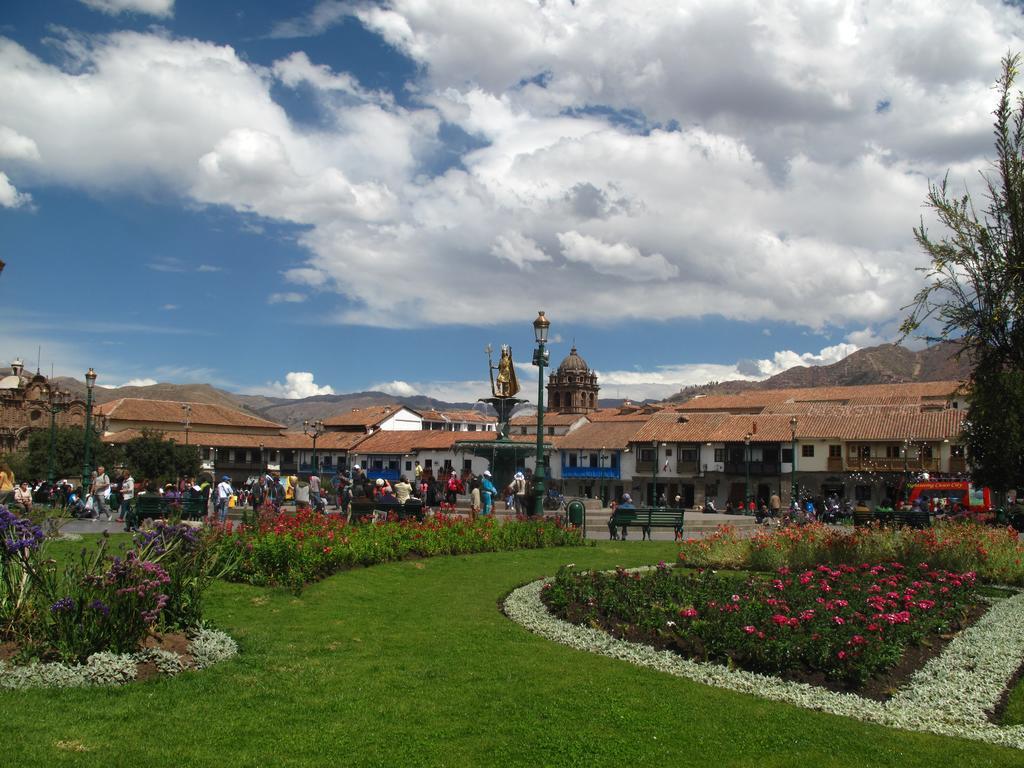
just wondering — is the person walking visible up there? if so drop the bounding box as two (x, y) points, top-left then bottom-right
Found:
(120, 471), (135, 525)
(512, 471), (528, 515)
(480, 470), (497, 516)
(215, 475), (234, 524)
(469, 477), (481, 522)
(308, 472), (322, 512)
(769, 491), (781, 519)
(92, 465), (112, 522)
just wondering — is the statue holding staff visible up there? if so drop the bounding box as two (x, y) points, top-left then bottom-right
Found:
(488, 344), (520, 398)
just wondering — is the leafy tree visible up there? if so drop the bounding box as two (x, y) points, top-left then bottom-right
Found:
(902, 53), (1024, 493)
(20, 426), (123, 482)
(122, 429), (201, 484)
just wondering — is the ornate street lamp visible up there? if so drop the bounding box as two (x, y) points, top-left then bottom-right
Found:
(599, 446), (608, 508)
(81, 368), (97, 492)
(744, 432), (752, 512)
(532, 311), (550, 517)
(651, 440), (660, 507)
(45, 387), (70, 484)
(181, 403), (192, 446)
(303, 419), (325, 474)
(790, 416), (798, 507)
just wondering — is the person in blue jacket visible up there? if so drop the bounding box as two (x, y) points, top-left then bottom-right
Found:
(480, 470), (497, 515)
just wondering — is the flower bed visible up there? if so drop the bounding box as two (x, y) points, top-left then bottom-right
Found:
(679, 522), (1024, 585)
(1, 504), (236, 674)
(506, 574), (1024, 749)
(542, 562), (979, 688)
(210, 511), (586, 592)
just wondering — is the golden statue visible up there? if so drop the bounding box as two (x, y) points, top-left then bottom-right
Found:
(490, 344), (520, 398)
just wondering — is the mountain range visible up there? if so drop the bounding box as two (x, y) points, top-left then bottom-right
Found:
(49, 341), (972, 428)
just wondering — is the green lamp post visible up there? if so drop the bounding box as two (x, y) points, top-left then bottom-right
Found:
(789, 416), (798, 507)
(80, 367), (97, 492)
(45, 387), (70, 484)
(303, 419), (325, 474)
(651, 440), (660, 507)
(532, 311), (550, 517)
(744, 432), (752, 513)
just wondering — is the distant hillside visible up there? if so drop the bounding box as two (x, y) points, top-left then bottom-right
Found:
(755, 341), (970, 389)
(665, 341), (970, 404)
(47, 341), (973, 425)
(53, 378), (255, 412)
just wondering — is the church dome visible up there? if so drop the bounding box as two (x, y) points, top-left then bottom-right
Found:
(557, 347), (590, 374)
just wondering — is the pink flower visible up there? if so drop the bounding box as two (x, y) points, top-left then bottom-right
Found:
(837, 650), (847, 660)
(743, 625), (757, 634)
(679, 607), (699, 618)
(832, 615), (845, 625)
(731, 594), (740, 602)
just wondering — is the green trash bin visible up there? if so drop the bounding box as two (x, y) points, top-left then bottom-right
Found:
(567, 500), (585, 527)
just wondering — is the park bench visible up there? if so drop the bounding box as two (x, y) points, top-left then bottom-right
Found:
(609, 507), (685, 541)
(347, 498), (425, 523)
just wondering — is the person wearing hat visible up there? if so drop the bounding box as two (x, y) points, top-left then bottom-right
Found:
(480, 470), (497, 516)
(215, 475), (234, 524)
(445, 470), (461, 507)
(512, 471), (528, 515)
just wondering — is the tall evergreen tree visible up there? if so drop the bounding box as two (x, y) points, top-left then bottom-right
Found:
(903, 53), (1024, 494)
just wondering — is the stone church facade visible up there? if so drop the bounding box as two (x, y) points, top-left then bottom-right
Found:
(0, 360), (88, 453)
(547, 346), (600, 414)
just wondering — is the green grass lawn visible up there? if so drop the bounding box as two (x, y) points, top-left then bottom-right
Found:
(2, 537), (1021, 767)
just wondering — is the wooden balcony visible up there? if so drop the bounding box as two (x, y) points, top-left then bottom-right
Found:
(827, 457), (843, 472)
(949, 457), (967, 473)
(676, 460), (699, 475)
(845, 457), (940, 472)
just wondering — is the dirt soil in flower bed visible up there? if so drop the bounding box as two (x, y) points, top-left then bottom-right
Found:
(0, 632), (193, 680)
(546, 598), (989, 701)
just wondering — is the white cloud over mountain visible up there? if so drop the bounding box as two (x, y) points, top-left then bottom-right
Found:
(258, 372), (335, 399)
(1, 1), (1022, 337)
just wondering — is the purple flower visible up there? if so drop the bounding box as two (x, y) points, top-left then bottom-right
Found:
(89, 599), (110, 617)
(50, 597), (75, 614)
(0, 505), (45, 558)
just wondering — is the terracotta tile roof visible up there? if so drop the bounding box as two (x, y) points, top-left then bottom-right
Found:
(675, 381), (966, 413)
(322, 405), (419, 427)
(349, 430), (499, 454)
(553, 420), (650, 450)
(102, 429), (311, 449)
(629, 408), (965, 444)
(509, 413), (590, 426)
(95, 398), (284, 430)
(420, 409), (497, 424)
(586, 406), (662, 422)
(316, 432), (368, 451)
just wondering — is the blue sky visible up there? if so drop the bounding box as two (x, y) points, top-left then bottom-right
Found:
(1, 0), (1021, 401)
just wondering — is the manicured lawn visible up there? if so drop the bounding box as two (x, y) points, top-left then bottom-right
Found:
(2, 537), (1021, 767)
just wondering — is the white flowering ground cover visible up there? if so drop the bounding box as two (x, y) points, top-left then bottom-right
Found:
(0, 627), (238, 689)
(505, 576), (1024, 749)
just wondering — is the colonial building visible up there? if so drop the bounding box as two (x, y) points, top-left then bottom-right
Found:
(0, 359), (88, 452)
(547, 346), (599, 414)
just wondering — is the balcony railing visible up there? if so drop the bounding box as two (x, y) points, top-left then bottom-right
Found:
(635, 460), (656, 473)
(723, 461), (780, 475)
(561, 466), (620, 479)
(676, 460), (699, 475)
(949, 457), (967, 473)
(845, 457), (941, 472)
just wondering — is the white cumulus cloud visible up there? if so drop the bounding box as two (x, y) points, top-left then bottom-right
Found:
(0, 172), (31, 208)
(79, 0), (174, 17)
(268, 292), (306, 304)
(260, 372), (335, 399)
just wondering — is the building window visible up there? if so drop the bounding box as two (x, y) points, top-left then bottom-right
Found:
(468, 424), (476, 431)
(886, 444), (902, 459)
(639, 448), (654, 462)
(921, 444), (933, 459)
(714, 448), (725, 463)
(781, 447), (793, 463)
(589, 452), (599, 467)
(463, 459), (472, 471)
(520, 427), (527, 435)
(704, 483), (719, 501)
(323, 455), (333, 466)
(664, 447), (673, 457)
(610, 453), (619, 469)
(405, 461), (412, 471)
(547, 426), (554, 435)
(801, 445), (815, 458)
(568, 453), (578, 467)
(443, 459), (452, 471)
(829, 445), (841, 458)
(283, 451), (294, 463)
(679, 448), (697, 462)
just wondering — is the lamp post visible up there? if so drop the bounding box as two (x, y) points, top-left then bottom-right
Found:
(81, 368), (97, 492)
(532, 311), (550, 517)
(790, 416), (798, 507)
(599, 447), (608, 507)
(651, 440), (659, 507)
(45, 387), (70, 484)
(181, 403), (192, 446)
(744, 432), (752, 512)
(303, 419), (325, 474)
